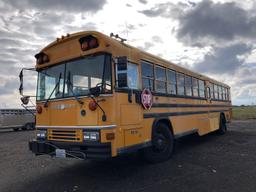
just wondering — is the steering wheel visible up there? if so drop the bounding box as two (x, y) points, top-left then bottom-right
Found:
(96, 82), (111, 87)
(95, 82), (111, 93)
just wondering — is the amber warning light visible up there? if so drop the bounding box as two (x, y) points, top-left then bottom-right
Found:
(79, 35), (99, 51)
(35, 52), (49, 65)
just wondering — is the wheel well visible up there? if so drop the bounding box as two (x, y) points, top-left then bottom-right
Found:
(152, 118), (173, 135)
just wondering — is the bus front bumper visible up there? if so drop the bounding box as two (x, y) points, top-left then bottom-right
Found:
(29, 140), (112, 160)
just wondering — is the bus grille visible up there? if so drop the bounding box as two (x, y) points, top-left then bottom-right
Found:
(48, 129), (83, 142)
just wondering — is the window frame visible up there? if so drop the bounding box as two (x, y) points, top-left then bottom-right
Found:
(198, 79), (205, 98)
(176, 72), (185, 96)
(167, 69), (177, 95)
(185, 75), (193, 96)
(192, 77), (199, 97)
(154, 65), (167, 93)
(141, 60), (154, 91)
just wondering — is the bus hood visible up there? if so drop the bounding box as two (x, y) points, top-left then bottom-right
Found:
(36, 99), (98, 127)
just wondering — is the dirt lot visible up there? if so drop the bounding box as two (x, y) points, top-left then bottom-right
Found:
(0, 120), (256, 192)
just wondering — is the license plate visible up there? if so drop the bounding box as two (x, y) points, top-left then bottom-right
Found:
(55, 149), (66, 158)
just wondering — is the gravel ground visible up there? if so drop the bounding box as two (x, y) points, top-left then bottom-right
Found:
(0, 120), (256, 192)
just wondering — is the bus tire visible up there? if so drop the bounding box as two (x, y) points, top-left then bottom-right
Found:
(142, 123), (174, 163)
(218, 114), (227, 135)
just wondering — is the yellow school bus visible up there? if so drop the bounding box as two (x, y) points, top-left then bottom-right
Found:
(24, 31), (232, 162)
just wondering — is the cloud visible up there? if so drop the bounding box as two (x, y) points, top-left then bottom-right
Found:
(137, 42), (154, 51)
(0, 0), (107, 108)
(152, 35), (163, 43)
(176, 0), (256, 46)
(192, 43), (252, 74)
(139, 2), (188, 18)
(0, 77), (18, 95)
(138, 0), (147, 5)
(2, 0), (107, 13)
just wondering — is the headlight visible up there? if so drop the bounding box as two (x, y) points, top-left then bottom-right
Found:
(83, 131), (99, 141)
(36, 130), (47, 140)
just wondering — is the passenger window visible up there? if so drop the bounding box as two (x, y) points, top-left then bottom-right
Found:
(192, 78), (199, 97)
(227, 88), (230, 101)
(225, 88), (228, 101)
(198, 80), (205, 98)
(224, 87), (226, 100)
(167, 70), (177, 95)
(127, 63), (139, 89)
(214, 84), (218, 99)
(209, 83), (214, 99)
(221, 86), (224, 100)
(185, 75), (192, 96)
(155, 66), (166, 93)
(141, 61), (154, 91)
(177, 73), (185, 95)
(218, 86), (221, 100)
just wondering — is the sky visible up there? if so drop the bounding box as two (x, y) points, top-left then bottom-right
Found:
(0, 0), (256, 108)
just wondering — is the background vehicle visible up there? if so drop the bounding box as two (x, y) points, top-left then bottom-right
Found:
(0, 109), (35, 131)
(20, 31), (232, 162)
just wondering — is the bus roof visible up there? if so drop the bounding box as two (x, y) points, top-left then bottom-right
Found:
(39, 31), (230, 88)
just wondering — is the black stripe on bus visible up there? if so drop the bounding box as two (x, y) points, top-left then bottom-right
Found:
(152, 103), (231, 108)
(143, 110), (229, 119)
(114, 88), (231, 102)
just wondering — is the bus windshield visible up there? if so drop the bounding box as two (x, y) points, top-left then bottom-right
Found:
(36, 54), (112, 101)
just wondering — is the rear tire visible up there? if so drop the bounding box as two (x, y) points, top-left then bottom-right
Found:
(142, 123), (174, 163)
(218, 114), (227, 135)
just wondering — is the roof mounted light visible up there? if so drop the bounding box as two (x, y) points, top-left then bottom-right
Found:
(79, 35), (99, 51)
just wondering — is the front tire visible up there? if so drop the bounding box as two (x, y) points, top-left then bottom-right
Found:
(142, 123), (174, 163)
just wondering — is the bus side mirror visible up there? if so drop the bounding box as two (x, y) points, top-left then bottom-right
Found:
(116, 56), (128, 88)
(18, 67), (37, 97)
(19, 70), (23, 95)
(21, 96), (30, 105)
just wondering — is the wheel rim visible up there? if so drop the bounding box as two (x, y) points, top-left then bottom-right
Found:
(153, 132), (168, 152)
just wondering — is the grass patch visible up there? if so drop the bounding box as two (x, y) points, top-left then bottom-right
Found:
(232, 106), (256, 120)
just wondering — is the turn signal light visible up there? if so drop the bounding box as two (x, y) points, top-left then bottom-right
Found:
(36, 105), (43, 114)
(88, 100), (97, 111)
(89, 38), (98, 48)
(106, 133), (115, 140)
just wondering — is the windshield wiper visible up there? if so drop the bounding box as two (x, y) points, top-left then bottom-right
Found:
(66, 71), (84, 105)
(44, 73), (62, 108)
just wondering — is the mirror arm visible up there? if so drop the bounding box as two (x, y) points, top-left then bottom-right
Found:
(21, 104), (36, 117)
(89, 96), (107, 121)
